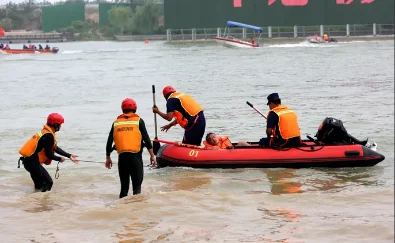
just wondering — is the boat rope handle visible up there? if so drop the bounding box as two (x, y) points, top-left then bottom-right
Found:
(55, 162), (60, 179)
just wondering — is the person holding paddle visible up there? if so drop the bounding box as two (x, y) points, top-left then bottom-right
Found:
(105, 98), (156, 198)
(259, 93), (302, 148)
(152, 86), (206, 146)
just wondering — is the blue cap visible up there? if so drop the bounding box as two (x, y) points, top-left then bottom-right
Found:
(267, 93), (280, 105)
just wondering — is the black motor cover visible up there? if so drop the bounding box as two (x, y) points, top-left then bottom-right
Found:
(316, 117), (367, 145)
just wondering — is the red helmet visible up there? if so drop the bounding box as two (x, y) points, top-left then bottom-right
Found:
(163, 86), (176, 97)
(47, 113), (64, 125)
(121, 98), (137, 111)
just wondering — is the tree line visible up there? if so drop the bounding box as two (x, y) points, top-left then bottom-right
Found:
(0, 0), (163, 37)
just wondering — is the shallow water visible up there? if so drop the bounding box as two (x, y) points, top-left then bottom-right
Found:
(0, 39), (394, 242)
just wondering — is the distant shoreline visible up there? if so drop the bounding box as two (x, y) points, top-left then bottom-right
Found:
(1, 34), (393, 44)
(118, 35), (394, 44)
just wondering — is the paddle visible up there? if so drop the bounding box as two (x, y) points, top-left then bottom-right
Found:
(152, 85), (161, 155)
(246, 101), (267, 119)
(154, 139), (203, 149)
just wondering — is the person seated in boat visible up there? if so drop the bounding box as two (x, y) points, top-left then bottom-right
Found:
(323, 33), (329, 41)
(250, 38), (255, 45)
(203, 132), (250, 149)
(45, 45), (50, 50)
(5, 44), (10, 50)
(0, 43), (3, 49)
(28, 45), (33, 49)
(23, 44), (28, 49)
(38, 44), (43, 50)
(259, 93), (302, 148)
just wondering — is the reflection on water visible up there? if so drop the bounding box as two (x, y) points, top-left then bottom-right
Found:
(116, 220), (159, 243)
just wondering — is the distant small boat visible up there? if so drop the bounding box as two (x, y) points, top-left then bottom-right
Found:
(307, 36), (338, 44)
(0, 47), (59, 54)
(213, 21), (263, 48)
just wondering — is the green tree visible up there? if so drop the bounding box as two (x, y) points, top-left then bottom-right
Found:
(131, 0), (159, 34)
(0, 18), (13, 31)
(108, 6), (133, 34)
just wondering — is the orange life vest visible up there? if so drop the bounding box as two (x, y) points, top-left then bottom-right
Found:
(268, 105), (301, 139)
(168, 92), (203, 128)
(203, 136), (232, 149)
(113, 113), (142, 154)
(19, 124), (56, 165)
(323, 34), (329, 41)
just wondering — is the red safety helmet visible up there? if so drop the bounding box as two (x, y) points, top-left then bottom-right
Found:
(162, 86), (176, 97)
(47, 113), (64, 125)
(121, 98), (137, 111)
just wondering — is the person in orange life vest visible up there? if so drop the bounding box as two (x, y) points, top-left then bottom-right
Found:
(19, 113), (79, 192)
(106, 98), (156, 198)
(323, 33), (329, 41)
(203, 132), (251, 149)
(5, 44), (10, 50)
(250, 38), (255, 45)
(258, 93), (302, 148)
(152, 86), (206, 146)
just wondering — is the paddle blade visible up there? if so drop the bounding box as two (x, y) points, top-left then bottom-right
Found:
(152, 85), (155, 94)
(246, 101), (253, 107)
(153, 137), (161, 155)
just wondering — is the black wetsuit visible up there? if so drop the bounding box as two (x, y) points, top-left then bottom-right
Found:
(23, 133), (71, 192)
(106, 118), (152, 198)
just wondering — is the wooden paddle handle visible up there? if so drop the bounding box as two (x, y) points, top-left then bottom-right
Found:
(152, 85), (158, 137)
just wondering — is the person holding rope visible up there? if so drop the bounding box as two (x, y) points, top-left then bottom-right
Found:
(105, 98), (156, 198)
(259, 93), (302, 148)
(18, 113), (79, 192)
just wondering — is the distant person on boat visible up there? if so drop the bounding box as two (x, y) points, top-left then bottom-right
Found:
(259, 93), (302, 148)
(153, 86), (206, 146)
(323, 33), (329, 41)
(28, 45), (33, 49)
(39, 44), (43, 50)
(203, 133), (250, 149)
(23, 44), (28, 49)
(250, 38), (255, 45)
(5, 44), (10, 50)
(105, 98), (156, 199)
(45, 45), (50, 50)
(0, 43), (3, 49)
(18, 113), (79, 192)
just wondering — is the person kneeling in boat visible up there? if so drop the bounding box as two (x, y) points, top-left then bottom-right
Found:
(259, 93), (302, 148)
(203, 132), (250, 149)
(0, 43), (3, 49)
(106, 98), (156, 199)
(5, 44), (10, 50)
(153, 86), (206, 146)
(45, 45), (50, 50)
(18, 113), (79, 192)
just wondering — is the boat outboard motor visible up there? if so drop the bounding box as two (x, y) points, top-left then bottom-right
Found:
(315, 117), (367, 145)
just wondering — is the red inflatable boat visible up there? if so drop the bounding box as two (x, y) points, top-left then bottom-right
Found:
(156, 141), (384, 169)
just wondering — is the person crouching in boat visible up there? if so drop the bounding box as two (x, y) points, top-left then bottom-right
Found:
(0, 43), (3, 49)
(19, 113), (79, 192)
(153, 86), (206, 146)
(203, 133), (251, 149)
(259, 93), (302, 148)
(5, 44), (10, 50)
(106, 98), (156, 198)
